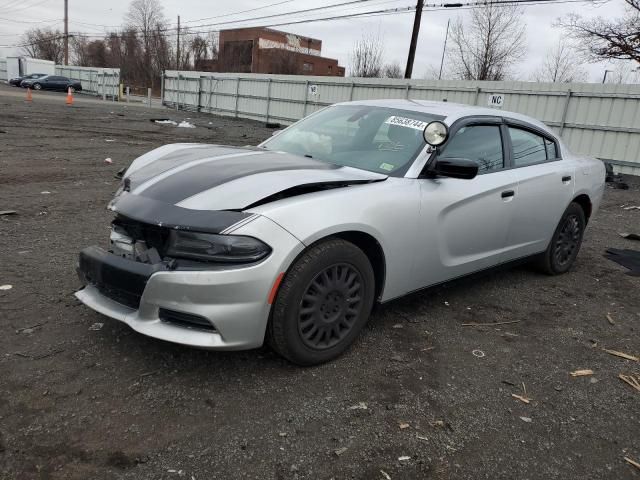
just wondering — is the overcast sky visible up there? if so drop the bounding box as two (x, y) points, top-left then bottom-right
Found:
(0, 0), (635, 82)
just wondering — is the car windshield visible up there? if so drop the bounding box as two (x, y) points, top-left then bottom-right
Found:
(261, 105), (443, 176)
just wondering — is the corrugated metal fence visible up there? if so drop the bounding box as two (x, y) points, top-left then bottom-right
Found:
(163, 71), (640, 175)
(55, 65), (120, 99)
(0, 58), (7, 81)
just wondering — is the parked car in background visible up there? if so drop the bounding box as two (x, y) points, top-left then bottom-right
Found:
(21, 75), (82, 92)
(75, 100), (606, 365)
(8, 73), (46, 87)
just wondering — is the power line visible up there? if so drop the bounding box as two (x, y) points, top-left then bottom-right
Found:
(181, 0), (298, 24)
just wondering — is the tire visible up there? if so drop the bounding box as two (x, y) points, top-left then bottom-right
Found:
(69, 86), (76, 93)
(33, 83), (42, 90)
(268, 238), (376, 366)
(534, 202), (586, 275)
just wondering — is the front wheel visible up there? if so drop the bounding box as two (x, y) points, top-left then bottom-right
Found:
(33, 83), (42, 90)
(268, 238), (375, 366)
(68, 86), (76, 93)
(534, 202), (586, 275)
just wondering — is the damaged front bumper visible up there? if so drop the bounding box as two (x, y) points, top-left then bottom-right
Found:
(75, 215), (304, 350)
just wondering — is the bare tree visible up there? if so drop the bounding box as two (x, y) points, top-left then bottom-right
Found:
(382, 62), (403, 78)
(534, 40), (587, 82)
(557, 0), (640, 64)
(349, 33), (384, 77)
(449, 4), (526, 80)
(125, 0), (168, 86)
(21, 28), (65, 63)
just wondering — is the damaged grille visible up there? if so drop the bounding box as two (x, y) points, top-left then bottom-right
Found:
(112, 216), (171, 259)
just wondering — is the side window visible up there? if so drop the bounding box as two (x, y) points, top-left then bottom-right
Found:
(438, 125), (504, 173)
(509, 128), (547, 166)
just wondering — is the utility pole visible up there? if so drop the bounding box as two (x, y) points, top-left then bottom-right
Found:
(404, 0), (424, 79)
(438, 19), (450, 80)
(176, 15), (180, 70)
(64, 0), (69, 65)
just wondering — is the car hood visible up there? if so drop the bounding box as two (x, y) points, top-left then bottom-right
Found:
(110, 144), (387, 233)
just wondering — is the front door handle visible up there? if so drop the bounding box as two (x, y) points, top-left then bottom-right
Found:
(501, 190), (515, 199)
(562, 175), (572, 182)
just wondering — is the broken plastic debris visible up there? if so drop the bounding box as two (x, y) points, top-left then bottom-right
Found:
(177, 120), (196, 128)
(104, 158), (113, 164)
(0, 210), (17, 216)
(570, 369), (594, 376)
(348, 402), (368, 410)
(105, 138), (115, 142)
(89, 323), (104, 331)
(0, 285), (12, 290)
(40, 191), (51, 194)
(399, 422), (410, 429)
(472, 349), (485, 358)
(398, 456), (411, 461)
(154, 119), (178, 126)
(334, 447), (348, 456)
(519, 416), (532, 423)
(380, 470), (391, 480)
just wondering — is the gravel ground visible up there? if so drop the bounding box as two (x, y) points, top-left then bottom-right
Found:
(0, 84), (639, 480)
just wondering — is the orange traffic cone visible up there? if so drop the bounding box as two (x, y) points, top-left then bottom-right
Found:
(26, 87), (32, 102)
(66, 87), (73, 106)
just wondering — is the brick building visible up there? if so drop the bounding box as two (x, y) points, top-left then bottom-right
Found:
(216, 27), (345, 77)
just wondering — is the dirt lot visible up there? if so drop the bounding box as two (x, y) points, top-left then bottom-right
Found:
(0, 84), (639, 480)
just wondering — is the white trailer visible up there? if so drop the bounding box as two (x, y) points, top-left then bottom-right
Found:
(6, 56), (55, 80)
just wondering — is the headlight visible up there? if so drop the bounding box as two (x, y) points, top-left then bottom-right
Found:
(166, 231), (271, 263)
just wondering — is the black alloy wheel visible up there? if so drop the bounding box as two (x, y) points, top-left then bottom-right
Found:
(268, 238), (375, 366)
(298, 263), (364, 350)
(534, 201), (586, 275)
(553, 214), (581, 267)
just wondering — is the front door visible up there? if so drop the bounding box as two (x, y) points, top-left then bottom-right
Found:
(414, 123), (518, 289)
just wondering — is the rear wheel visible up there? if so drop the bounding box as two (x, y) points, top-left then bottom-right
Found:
(268, 238), (375, 366)
(69, 86), (76, 93)
(534, 202), (586, 275)
(33, 83), (42, 90)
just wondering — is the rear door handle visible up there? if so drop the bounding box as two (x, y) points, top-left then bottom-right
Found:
(562, 175), (572, 182)
(501, 190), (515, 199)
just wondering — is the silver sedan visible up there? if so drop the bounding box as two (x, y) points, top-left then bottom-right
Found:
(75, 100), (605, 365)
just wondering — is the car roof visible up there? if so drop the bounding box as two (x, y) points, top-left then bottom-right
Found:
(337, 99), (553, 137)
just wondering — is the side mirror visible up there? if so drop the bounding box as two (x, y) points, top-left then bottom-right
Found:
(427, 157), (478, 180)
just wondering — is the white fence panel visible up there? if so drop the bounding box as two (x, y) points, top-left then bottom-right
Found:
(0, 58), (7, 81)
(55, 65), (120, 99)
(162, 70), (640, 175)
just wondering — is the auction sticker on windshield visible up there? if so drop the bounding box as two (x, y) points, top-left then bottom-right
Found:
(385, 116), (429, 131)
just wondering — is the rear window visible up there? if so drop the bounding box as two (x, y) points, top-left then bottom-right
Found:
(509, 128), (548, 166)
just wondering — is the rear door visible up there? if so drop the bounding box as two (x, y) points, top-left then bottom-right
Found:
(502, 124), (575, 260)
(55, 76), (69, 91)
(414, 118), (518, 289)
